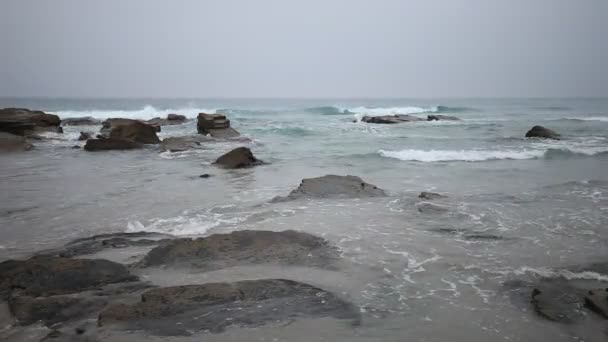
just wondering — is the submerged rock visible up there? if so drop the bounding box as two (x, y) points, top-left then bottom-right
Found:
(78, 131), (94, 141)
(417, 202), (449, 214)
(427, 114), (460, 121)
(0, 256), (138, 299)
(360, 115), (424, 124)
(98, 279), (359, 335)
(0, 132), (33, 152)
(137, 230), (338, 270)
(109, 121), (160, 144)
(160, 135), (212, 152)
(214, 147), (264, 169)
(197, 113), (241, 138)
(84, 138), (142, 151)
(274, 175), (386, 201)
(418, 191), (446, 200)
(61, 117), (101, 126)
(0, 108), (62, 136)
(525, 125), (560, 140)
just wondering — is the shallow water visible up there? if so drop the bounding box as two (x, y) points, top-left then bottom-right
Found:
(1, 98), (607, 341)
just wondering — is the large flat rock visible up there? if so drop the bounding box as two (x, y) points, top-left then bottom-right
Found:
(274, 175), (386, 201)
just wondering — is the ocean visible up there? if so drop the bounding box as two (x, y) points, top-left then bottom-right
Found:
(1, 97), (608, 341)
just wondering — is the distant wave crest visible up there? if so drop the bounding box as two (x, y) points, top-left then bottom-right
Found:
(56, 105), (216, 120)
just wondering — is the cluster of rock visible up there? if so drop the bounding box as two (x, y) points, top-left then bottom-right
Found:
(0, 108), (63, 151)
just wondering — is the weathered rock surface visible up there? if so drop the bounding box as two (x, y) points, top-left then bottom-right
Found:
(525, 125), (560, 140)
(427, 114), (460, 121)
(78, 131), (93, 141)
(274, 175), (386, 201)
(214, 147), (264, 169)
(161, 135), (212, 152)
(360, 115), (424, 124)
(418, 191), (446, 200)
(108, 121), (160, 144)
(0, 132), (33, 152)
(137, 230), (338, 269)
(0, 256), (138, 299)
(197, 113), (241, 138)
(0, 108), (62, 136)
(61, 117), (101, 126)
(98, 279), (359, 335)
(84, 138), (142, 151)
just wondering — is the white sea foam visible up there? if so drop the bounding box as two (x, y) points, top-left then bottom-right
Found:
(566, 116), (608, 122)
(349, 106), (438, 122)
(55, 105), (216, 120)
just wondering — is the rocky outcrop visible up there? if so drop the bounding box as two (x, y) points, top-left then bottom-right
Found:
(197, 113), (241, 138)
(427, 114), (460, 121)
(61, 117), (101, 126)
(214, 147), (264, 168)
(0, 108), (62, 136)
(108, 121), (160, 144)
(98, 279), (359, 335)
(137, 230), (338, 270)
(360, 114), (425, 124)
(78, 131), (94, 141)
(274, 175), (386, 201)
(0, 132), (33, 152)
(161, 135), (213, 152)
(84, 138), (142, 151)
(146, 114), (188, 127)
(0, 256), (138, 299)
(167, 114), (185, 121)
(525, 126), (560, 140)
(418, 191), (446, 200)
(100, 118), (160, 136)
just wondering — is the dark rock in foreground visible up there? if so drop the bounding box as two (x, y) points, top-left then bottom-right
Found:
(161, 135), (213, 152)
(0, 108), (62, 136)
(427, 114), (460, 121)
(525, 125), (560, 140)
(274, 175), (386, 201)
(84, 138), (142, 151)
(109, 120), (160, 144)
(0, 132), (33, 152)
(197, 113), (241, 138)
(361, 114), (425, 124)
(61, 117), (101, 126)
(137, 230), (338, 270)
(0, 256), (138, 299)
(214, 147), (264, 169)
(98, 279), (359, 335)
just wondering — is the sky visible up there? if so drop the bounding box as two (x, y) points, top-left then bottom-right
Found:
(0, 0), (606, 98)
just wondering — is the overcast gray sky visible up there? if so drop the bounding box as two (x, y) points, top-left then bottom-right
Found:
(0, 0), (606, 98)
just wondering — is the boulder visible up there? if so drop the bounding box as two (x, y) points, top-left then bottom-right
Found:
(427, 114), (460, 121)
(361, 115), (424, 124)
(525, 126), (560, 140)
(160, 135), (212, 152)
(98, 279), (359, 335)
(0, 256), (138, 299)
(61, 117), (101, 126)
(167, 113), (186, 121)
(584, 288), (608, 318)
(108, 121), (160, 144)
(78, 131), (94, 141)
(197, 113), (241, 138)
(274, 175), (386, 201)
(100, 118), (160, 136)
(0, 132), (33, 152)
(214, 147), (264, 168)
(0, 108), (62, 136)
(137, 230), (338, 270)
(146, 116), (187, 127)
(84, 138), (142, 151)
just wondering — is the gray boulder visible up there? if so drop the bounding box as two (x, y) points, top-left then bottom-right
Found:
(214, 147), (264, 168)
(275, 175), (386, 201)
(108, 121), (160, 144)
(525, 126), (560, 140)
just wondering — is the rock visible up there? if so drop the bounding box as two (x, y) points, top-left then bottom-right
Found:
(100, 118), (160, 136)
(160, 135), (212, 152)
(0, 108), (62, 136)
(214, 147), (264, 169)
(274, 175), (386, 201)
(418, 192), (446, 200)
(98, 279), (359, 335)
(361, 115), (424, 124)
(71, 145), (81, 149)
(417, 202), (449, 213)
(427, 114), (460, 121)
(9, 295), (107, 326)
(197, 113), (241, 138)
(61, 117), (101, 126)
(0, 132), (33, 152)
(167, 114), (185, 121)
(78, 132), (93, 141)
(109, 121), (160, 144)
(525, 126), (560, 140)
(585, 288), (608, 318)
(137, 230), (338, 270)
(530, 285), (587, 323)
(199, 174), (211, 178)
(0, 256), (138, 299)
(83, 138), (142, 151)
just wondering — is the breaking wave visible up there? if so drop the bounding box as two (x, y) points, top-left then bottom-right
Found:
(55, 105), (216, 120)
